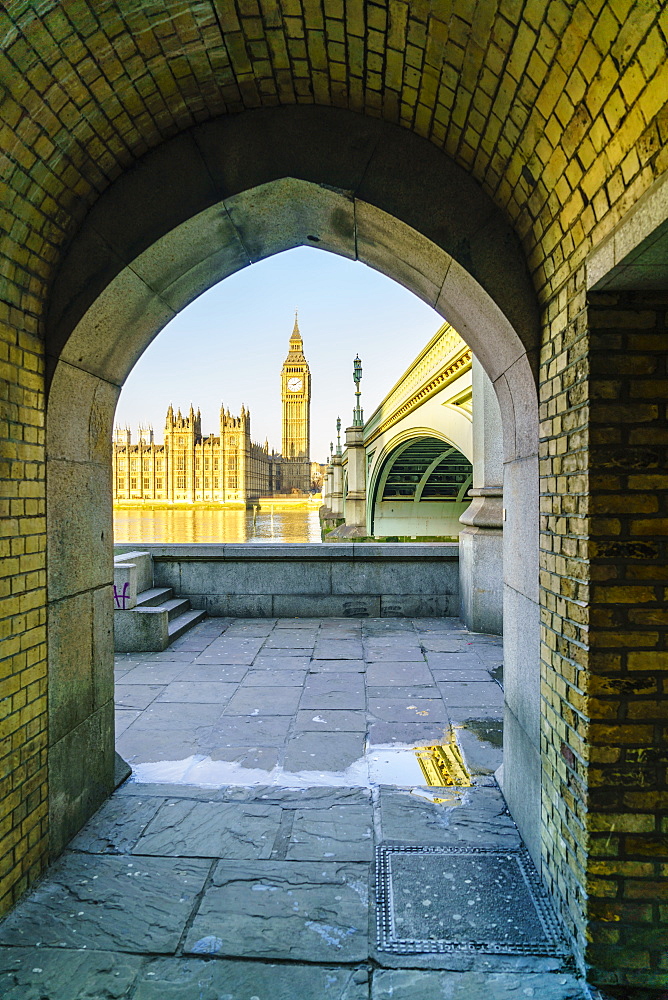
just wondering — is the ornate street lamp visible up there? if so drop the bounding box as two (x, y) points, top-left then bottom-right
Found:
(336, 416), (341, 455)
(352, 354), (363, 426)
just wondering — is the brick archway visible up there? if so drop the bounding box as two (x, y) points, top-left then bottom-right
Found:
(45, 108), (540, 874)
(1, 2), (666, 987)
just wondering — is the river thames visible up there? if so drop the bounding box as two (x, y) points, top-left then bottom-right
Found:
(113, 506), (323, 545)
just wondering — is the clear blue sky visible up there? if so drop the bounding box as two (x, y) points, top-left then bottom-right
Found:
(114, 247), (442, 463)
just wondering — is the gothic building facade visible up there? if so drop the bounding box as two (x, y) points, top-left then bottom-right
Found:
(112, 319), (312, 504)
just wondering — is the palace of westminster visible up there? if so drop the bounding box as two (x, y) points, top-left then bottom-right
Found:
(112, 316), (315, 503)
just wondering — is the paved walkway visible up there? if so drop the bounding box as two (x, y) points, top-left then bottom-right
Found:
(0, 617), (589, 999)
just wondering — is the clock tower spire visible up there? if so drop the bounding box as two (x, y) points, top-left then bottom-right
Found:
(281, 311), (311, 492)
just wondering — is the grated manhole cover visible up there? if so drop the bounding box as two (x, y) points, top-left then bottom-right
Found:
(376, 845), (568, 957)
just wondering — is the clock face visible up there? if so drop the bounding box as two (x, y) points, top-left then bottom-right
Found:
(287, 377), (302, 392)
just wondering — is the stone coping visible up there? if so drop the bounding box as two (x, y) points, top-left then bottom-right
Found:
(114, 543), (460, 561)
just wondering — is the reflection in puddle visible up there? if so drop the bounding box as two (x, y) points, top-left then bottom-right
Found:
(415, 742), (472, 787)
(460, 718), (503, 749)
(130, 735), (473, 792)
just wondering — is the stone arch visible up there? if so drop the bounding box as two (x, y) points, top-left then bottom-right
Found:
(367, 434), (473, 540)
(45, 106), (541, 861)
(366, 426), (471, 522)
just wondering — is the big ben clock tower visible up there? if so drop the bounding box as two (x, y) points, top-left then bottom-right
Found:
(281, 312), (311, 492)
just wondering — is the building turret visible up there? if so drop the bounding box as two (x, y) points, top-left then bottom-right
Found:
(114, 426), (132, 447)
(138, 424), (153, 446)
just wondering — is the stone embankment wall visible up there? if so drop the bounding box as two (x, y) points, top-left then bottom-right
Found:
(114, 543), (459, 619)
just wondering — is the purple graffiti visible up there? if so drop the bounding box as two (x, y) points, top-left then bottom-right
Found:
(113, 582), (130, 609)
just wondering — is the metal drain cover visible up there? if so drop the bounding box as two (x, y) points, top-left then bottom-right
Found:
(376, 845), (567, 956)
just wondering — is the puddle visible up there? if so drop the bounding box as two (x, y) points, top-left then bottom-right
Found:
(460, 718), (503, 749)
(130, 737), (473, 791)
(488, 664), (504, 685)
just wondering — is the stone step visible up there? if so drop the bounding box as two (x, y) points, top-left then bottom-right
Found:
(136, 586), (174, 607)
(161, 597), (192, 622)
(168, 608), (206, 642)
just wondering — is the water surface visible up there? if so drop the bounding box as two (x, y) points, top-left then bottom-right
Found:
(113, 506), (322, 544)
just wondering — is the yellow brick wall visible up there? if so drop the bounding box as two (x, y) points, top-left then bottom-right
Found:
(0, 2), (667, 985)
(540, 286), (668, 986)
(0, 303), (47, 913)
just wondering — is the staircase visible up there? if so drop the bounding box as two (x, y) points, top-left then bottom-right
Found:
(113, 549), (206, 652)
(135, 586), (206, 644)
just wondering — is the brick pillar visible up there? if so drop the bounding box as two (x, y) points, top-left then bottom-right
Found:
(542, 286), (668, 989)
(583, 291), (668, 989)
(0, 305), (48, 914)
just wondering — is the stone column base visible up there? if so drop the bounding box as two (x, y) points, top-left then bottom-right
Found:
(459, 487), (503, 635)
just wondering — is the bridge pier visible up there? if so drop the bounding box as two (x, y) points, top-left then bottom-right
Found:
(459, 359), (504, 635)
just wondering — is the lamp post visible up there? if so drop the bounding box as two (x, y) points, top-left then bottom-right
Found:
(353, 355), (363, 426)
(336, 416), (341, 455)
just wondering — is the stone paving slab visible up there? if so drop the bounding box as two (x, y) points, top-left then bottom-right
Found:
(294, 708), (368, 731)
(225, 786), (372, 809)
(425, 651), (486, 668)
(365, 621), (416, 631)
(368, 685), (441, 701)
(0, 854), (210, 953)
(283, 731), (365, 771)
(0, 947), (142, 1000)
(0, 617), (587, 997)
(148, 649), (202, 661)
(133, 799), (283, 858)
(116, 727), (211, 763)
(209, 715), (293, 746)
(155, 681), (238, 703)
(368, 721), (451, 744)
(114, 684), (166, 709)
(308, 658), (366, 671)
(300, 673), (366, 709)
(263, 630), (318, 647)
(274, 618), (324, 628)
(252, 655), (312, 669)
(369, 698), (449, 723)
(118, 661), (186, 683)
(365, 647), (426, 661)
(133, 957), (370, 999)
(420, 638), (471, 652)
(115, 708), (141, 736)
(129, 701), (224, 729)
(287, 804), (374, 861)
(432, 668), (498, 682)
(379, 786), (521, 848)
(169, 639), (213, 652)
(224, 625), (275, 637)
(318, 628), (363, 639)
(209, 745), (280, 769)
(457, 720), (504, 774)
(371, 970), (586, 999)
(312, 640), (365, 659)
(116, 781), (229, 800)
(184, 860), (369, 962)
(242, 668), (308, 686)
(366, 661), (434, 685)
(194, 651), (258, 664)
(438, 681), (505, 707)
(173, 663), (249, 682)
(223, 685), (302, 715)
(68, 796), (162, 854)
